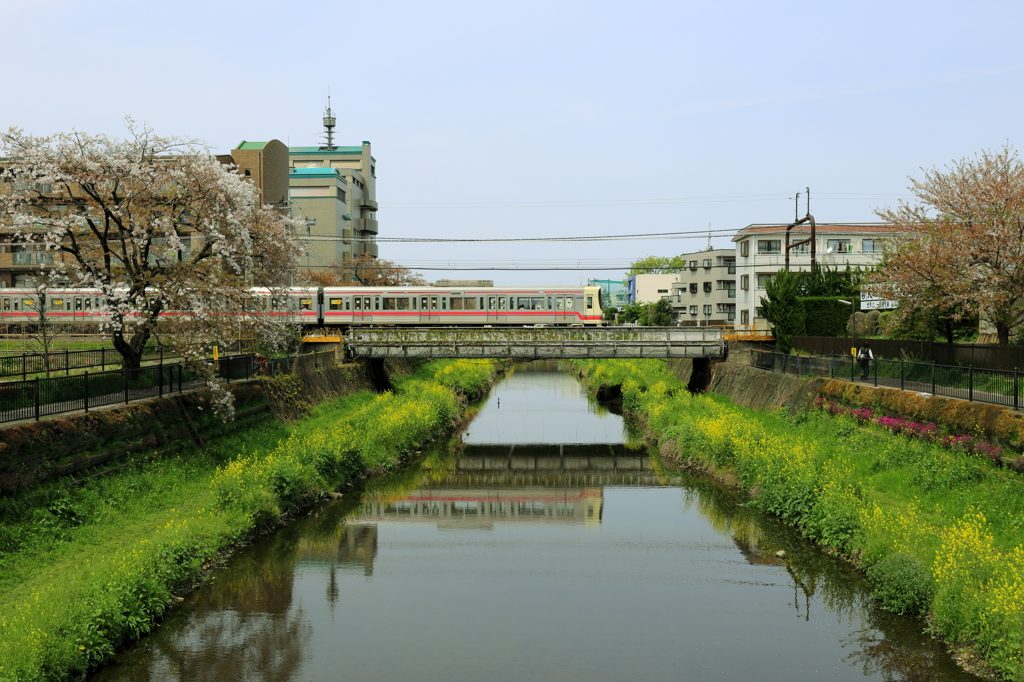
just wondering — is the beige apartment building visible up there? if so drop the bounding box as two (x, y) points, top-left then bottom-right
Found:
(668, 249), (737, 326)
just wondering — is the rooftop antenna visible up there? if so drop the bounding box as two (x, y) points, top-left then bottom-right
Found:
(806, 186), (810, 217)
(321, 90), (337, 151)
(795, 191), (801, 222)
(706, 222), (712, 251)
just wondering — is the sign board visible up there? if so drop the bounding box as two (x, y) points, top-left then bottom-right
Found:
(860, 293), (898, 310)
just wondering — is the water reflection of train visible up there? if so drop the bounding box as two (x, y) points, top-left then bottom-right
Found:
(0, 285), (606, 327)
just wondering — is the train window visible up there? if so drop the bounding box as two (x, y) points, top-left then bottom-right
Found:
(367, 297), (373, 310)
(480, 297), (485, 309)
(555, 297), (563, 311)
(300, 299), (312, 310)
(51, 299), (63, 309)
(345, 297), (350, 311)
(330, 298), (343, 311)
(95, 298), (102, 309)
(423, 297), (430, 310)
(465, 298), (478, 310)
(565, 297), (574, 310)
(24, 299), (34, 308)
(1, 298), (7, 311)
(396, 298), (410, 310)
(488, 296), (496, 310)
(383, 297), (397, 310)
(374, 298), (380, 311)
(547, 296), (553, 309)
(450, 297), (464, 310)
(532, 297), (544, 310)
(84, 298), (92, 310)
(586, 296), (593, 309)
(412, 297), (417, 310)
(354, 297), (361, 311)
(497, 297), (506, 310)
(516, 297), (529, 310)
(441, 298), (447, 310)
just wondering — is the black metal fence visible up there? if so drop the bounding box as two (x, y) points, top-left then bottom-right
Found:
(0, 354), (286, 424)
(0, 347), (180, 380)
(792, 336), (1024, 372)
(753, 350), (1024, 410)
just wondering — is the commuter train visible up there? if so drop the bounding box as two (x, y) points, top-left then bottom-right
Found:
(0, 285), (607, 327)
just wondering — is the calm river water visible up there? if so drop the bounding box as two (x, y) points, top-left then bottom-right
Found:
(92, 362), (980, 681)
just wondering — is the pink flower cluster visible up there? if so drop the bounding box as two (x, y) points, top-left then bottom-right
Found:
(813, 398), (1004, 461)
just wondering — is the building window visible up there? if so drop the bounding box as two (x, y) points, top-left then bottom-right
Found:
(689, 283), (697, 294)
(703, 282), (712, 293)
(243, 169), (252, 177)
(740, 274), (749, 290)
(657, 289), (668, 294)
(755, 306), (766, 318)
(793, 240), (811, 253)
(757, 239), (781, 254)
(827, 238), (852, 253)
(689, 305), (698, 315)
(862, 239), (878, 253)
(703, 259), (712, 268)
(740, 241), (749, 257)
(741, 309), (749, 325)
(689, 260), (698, 270)
(757, 274), (773, 289)
(703, 304), (712, 315)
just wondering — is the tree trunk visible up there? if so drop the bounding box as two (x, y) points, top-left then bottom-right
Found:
(997, 323), (1011, 345)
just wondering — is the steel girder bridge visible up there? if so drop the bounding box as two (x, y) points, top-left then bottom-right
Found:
(343, 327), (726, 360)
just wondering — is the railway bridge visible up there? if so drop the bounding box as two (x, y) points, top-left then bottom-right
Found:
(342, 327), (726, 360)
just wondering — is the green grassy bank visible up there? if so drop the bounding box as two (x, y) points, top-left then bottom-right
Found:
(0, 359), (499, 682)
(573, 358), (1024, 681)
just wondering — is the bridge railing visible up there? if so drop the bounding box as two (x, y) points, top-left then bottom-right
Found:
(345, 326), (726, 359)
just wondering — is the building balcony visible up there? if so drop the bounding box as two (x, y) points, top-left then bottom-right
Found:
(360, 198), (379, 211)
(357, 218), (379, 234)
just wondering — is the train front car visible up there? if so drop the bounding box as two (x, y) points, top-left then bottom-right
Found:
(320, 285), (605, 328)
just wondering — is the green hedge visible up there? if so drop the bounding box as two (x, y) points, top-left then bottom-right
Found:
(798, 296), (854, 337)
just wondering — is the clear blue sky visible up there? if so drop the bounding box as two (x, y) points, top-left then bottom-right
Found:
(5, 0), (1021, 284)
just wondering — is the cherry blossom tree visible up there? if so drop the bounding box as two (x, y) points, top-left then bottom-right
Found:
(0, 121), (303, 391)
(871, 145), (1024, 344)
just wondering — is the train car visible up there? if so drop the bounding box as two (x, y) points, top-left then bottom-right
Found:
(0, 289), (110, 324)
(0, 284), (606, 329)
(319, 285), (605, 327)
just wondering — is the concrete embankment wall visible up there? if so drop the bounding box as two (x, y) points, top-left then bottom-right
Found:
(692, 342), (1024, 456)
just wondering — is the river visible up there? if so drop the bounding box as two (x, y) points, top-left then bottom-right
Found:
(91, 362), (980, 681)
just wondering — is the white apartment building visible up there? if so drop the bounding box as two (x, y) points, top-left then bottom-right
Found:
(732, 223), (891, 329)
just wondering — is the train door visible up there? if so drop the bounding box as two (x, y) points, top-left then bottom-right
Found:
(487, 295), (507, 325)
(354, 294), (374, 324)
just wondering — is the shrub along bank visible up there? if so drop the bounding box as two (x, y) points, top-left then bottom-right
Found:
(572, 358), (1024, 681)
(0, 359), (499, 682)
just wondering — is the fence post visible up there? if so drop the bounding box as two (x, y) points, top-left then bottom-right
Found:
(1015, 367), (1019, 411)
(830, 354), (834, 379)
(84, 371), (89, 413)
(124, 367), (129, 406)
(900, 358), (904, 391)
(160, 346), (164, 366)
(22, 354), (26, 381)
(33, 377), (39, 421)
(65, 349), (69, 376)
(158, 365), (163, 398)
(178, 364), (182, 393)
(873, 356), (878, 387)
(969, 365), (974, 403)
(101, 348), (105, 371)
(931, 361), (936, 396)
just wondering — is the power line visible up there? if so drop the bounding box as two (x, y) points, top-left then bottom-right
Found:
(379, 192), (913, 208)
(300, 227), (739, 243)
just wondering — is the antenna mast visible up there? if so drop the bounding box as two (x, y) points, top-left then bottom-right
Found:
(321, 92), (337, 151)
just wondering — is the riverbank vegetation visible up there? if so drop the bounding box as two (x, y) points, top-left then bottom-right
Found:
(0, 359), (498, 682)
(573, 358), (1024, 680)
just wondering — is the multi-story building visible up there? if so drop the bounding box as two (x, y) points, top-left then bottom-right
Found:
(668, 249), (737, 326)
(732, 223), (891, 329)
(624, 273), (678, 305)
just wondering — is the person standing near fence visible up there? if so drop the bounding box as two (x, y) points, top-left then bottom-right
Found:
(857, 342), (874, 380)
